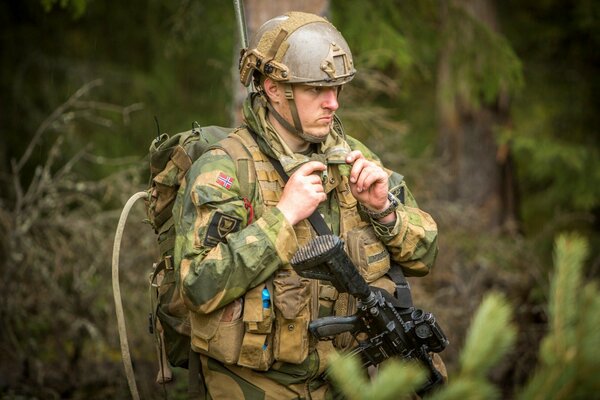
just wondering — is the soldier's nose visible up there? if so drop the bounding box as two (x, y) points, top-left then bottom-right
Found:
(322, 88), (339, 111)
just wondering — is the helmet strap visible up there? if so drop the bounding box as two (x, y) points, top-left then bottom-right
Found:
(283, 84), (303, 134)
(266, 83), (327, 144)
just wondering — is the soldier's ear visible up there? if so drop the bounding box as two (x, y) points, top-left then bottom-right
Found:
(263, 78), (282, 104)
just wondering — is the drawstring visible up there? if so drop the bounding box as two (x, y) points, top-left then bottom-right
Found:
(243, 197), (254, 225)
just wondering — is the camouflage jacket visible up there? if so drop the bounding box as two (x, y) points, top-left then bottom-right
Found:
(173, 94), (438, 316)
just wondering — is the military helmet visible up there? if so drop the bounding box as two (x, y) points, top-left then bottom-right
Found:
(239, 11), (356, 88)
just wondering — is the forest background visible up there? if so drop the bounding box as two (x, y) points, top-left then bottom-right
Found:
(0, 0), (598, 399)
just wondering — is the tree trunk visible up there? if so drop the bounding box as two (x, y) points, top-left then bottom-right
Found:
(230, 0), (330, 125)
(436, 0), (519, 233)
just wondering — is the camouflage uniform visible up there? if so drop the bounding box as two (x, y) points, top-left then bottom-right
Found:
(172, 93), (438, 399)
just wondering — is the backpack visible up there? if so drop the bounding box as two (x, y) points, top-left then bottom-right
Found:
(145, 123), (252, 369)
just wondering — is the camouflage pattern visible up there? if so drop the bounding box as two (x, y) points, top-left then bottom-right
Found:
(172, 93), (439, 397)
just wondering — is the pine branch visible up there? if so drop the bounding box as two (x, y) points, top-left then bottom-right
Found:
(517, 233), (596, 400)
(328, 352), (425, 400)
(429, 293), (516, 400)
(458, 293), (516, 378)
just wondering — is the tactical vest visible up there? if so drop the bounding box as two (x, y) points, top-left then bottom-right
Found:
(188, 128), (394, 371)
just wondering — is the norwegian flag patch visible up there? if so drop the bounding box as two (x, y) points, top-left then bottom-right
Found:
(216, 172), (234, 190)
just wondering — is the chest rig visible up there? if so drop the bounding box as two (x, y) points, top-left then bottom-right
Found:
(231, 128), (393, 360)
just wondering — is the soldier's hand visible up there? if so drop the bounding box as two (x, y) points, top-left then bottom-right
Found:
(346, 150), (391, 217)
(277, 161), (327, 226)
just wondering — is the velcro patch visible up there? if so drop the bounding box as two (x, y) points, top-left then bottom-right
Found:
(367, 251), (388, 264)
(204, 211), (241, 247)
(216, 172), (235, 190)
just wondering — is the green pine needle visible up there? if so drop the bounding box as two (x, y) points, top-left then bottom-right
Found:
(328, 353), (370, 400)
(459, 293), (516, 378)
(328, 352), (426, 400)
(518, 233), (594, 400)
(428, 378), (497, 400)
(364, 360), (427, 400)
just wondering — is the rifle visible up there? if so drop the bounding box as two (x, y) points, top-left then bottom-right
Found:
(290, 234), (449, 396)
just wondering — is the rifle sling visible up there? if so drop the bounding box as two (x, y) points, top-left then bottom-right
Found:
(267, 154), (332, 236)
(386, 264), (414, 308)
(247, 129), (413, 308)
(246, 129), (332, 236)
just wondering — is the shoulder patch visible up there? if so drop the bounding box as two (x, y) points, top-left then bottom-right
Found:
(204, 211), (242, 247)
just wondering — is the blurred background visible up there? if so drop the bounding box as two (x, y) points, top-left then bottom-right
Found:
(1, 0), (598, 398)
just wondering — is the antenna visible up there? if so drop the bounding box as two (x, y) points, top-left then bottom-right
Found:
(233, 0), (254, 93)
(233, 0), (249, 49)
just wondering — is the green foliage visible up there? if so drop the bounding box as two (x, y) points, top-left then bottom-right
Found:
(428, 293), (516, 400)
(333, 0), (413, 72)
(504, 132), (600, 214)
(445, 4), (524, 107)
(328, 352), (426, 400)
(499, 83), (599, 240)
(497, 0), (600, 243)
(0, 80), (163, 398)
(457, 294), (516, 379)
(332, 0), (440, 87)
(3, 0), (235, 186)
(518, 234), (600, 399)
(41, 0), (87, 18)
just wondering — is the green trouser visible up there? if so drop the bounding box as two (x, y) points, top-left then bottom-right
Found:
(190, 351), (337, 400)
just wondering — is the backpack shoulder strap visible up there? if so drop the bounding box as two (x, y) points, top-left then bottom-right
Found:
(211, 127), (256, 203)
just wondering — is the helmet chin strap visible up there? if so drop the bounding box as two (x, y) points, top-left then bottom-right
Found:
(266, 83), (328, 144)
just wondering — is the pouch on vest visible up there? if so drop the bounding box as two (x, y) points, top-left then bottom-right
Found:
(189, 298), (244, 365)
(272, 269), (311, 364)
(346, 225), (391, 283)
(243, 283), (274, 334)
(237, 332), (274, 371)
(237, 284), (275, 371)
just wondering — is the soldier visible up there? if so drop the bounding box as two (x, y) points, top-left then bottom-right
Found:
(173, 11), (439, 399)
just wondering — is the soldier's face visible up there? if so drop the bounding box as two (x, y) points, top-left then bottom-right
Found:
(265, 79), (341, 147)
(291, 84), (339, 139)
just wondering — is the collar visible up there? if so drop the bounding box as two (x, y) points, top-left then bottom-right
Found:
(243, 93), (352, 176)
